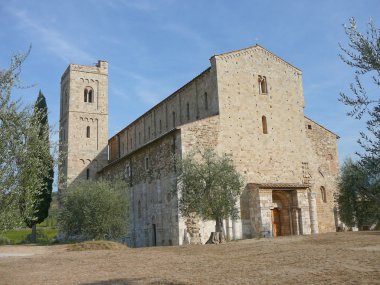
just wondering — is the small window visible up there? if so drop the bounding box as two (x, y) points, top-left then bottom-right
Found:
(126, 165), (131, 177)
(321, 186), (327, 203)
(186, 103), (190, 120)
(84, 89), (88, 102)
(204, 92), (208, 110)
(88, 89), (93, 103)
(258, 75), (268, 94)
(86, 126), (90, 138)
(262, 116), (268, 134)
(145, 157), (149, 170)
(307, 124), (312, 130)
(172, 111), (176, 128)
(159, 119), (162, 134)
(86, 168), (90, 180)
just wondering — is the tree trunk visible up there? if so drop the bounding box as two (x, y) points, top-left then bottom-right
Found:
(31, 224), (37, 243)
(206, 232), (221, 244)
(206, 218), (226, 244)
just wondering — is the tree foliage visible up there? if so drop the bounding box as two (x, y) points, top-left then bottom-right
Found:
(176, 149), (244, 240)
(338, 159), (379, 228)
(0, 48), (31, 230)
(19, 91), (54, 240)
(0, 48), (56, 232)
(338, 18), (380, 218)
(58, 180), (129, 241)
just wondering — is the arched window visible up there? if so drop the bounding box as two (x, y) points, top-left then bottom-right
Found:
(86, 126), (90, 138)
(320, 186), (327, 203)
(84, 87), (94, 103)
(204, 92), (208, 110)
(262, 116), (268, 134)
(258, 75), (268, 94)
(138, 200), (141, 218)
(88, 89), (93, 103)
(86, 168), (90, 180)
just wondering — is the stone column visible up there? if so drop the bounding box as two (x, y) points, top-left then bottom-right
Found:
(232, 198), (243, 240)
(226, 218), (233, 240)
(296, 190), (311, 235)
(308, 192), (319, 234)
(232, 218), (243, 240)
(292, 208), (300, 235)
(259, 189), (273, 237)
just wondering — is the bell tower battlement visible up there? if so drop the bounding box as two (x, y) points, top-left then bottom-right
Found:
(58, 60), (109, 193)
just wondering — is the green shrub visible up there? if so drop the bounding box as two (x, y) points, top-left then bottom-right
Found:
(1, 228), (57, 244)
(58, 179), (128, 241)
(0, 235), (11, 245)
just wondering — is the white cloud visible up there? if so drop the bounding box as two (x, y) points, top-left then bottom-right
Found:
(8, 7), (94, 64)
(112, 66), (172, 106)
(160, 24), (210, 50)
(106, 0), (158, 11)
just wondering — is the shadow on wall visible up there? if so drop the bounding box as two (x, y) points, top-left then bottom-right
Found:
(60, 145), (109, 197)
(80, 278), (189, 285)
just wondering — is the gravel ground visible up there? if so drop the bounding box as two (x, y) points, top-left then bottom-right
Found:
(0, 232), (379, 285)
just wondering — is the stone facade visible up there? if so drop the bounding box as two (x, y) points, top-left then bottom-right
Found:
(58, 61), (109, 193)
(59, 45), (340, 247)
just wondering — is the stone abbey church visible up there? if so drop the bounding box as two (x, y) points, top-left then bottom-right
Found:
(59, 45), (339, 247)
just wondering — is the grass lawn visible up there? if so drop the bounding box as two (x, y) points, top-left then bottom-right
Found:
(1, 227), (57, 244)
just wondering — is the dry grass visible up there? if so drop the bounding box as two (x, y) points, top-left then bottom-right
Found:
(67, 240), (128, 251)
(0, 232), (379, 285)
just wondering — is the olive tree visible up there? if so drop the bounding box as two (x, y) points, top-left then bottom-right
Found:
(338, 18), (380, 226)
(176, 149), (244, 244)
(338, 159), (379, 228)
(58, 180), (129, 241)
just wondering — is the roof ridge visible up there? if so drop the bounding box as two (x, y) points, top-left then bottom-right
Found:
(213, 44), (301, 72)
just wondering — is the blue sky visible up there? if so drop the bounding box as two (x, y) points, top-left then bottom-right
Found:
(1, 0), (379, 164)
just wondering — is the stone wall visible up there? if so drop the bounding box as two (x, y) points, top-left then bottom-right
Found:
(108, 66), (219, 162)
(99, 130), (180, 247)
(214, 45), (307, 185)
(304, 117), (339, 232)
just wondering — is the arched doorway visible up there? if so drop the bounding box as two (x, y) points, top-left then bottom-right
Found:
(271, 191), (291, 237)
(271, 208), (281, 237)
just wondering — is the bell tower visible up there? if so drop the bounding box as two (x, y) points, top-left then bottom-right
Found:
(58, 60), (109, 193)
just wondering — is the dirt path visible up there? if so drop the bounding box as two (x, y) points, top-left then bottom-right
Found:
(0, 232), (379, 284)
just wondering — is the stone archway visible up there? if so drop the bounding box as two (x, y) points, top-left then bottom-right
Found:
(246, 183), (312, 238)
(272, 191), (291, 236)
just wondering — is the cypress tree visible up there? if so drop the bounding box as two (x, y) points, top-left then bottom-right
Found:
(19, 90), (54, 242)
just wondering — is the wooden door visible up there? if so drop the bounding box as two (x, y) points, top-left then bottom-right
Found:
(272, 208), (281, 237)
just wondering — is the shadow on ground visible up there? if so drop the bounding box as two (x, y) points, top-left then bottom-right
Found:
(81, 278), (189, 285)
